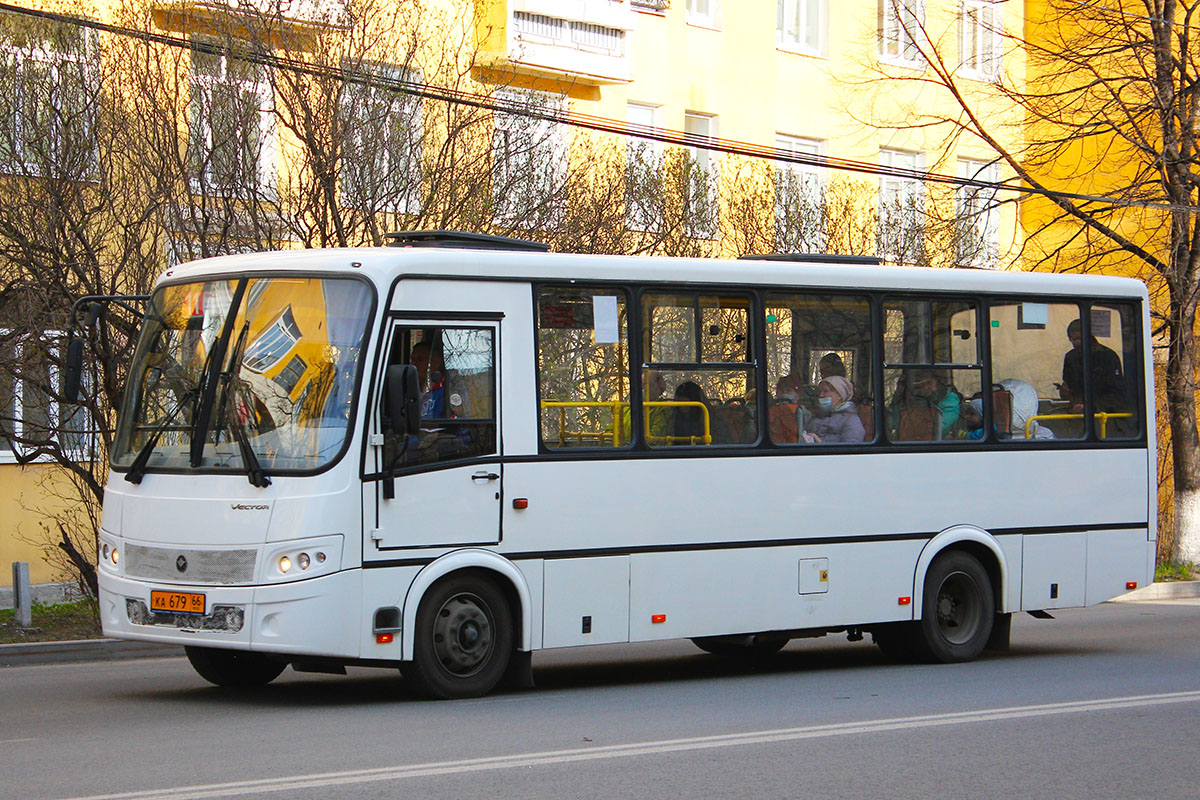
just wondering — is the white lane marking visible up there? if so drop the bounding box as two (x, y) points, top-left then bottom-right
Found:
(0, 737), (36, 744)
(57, 689), (1200, 800)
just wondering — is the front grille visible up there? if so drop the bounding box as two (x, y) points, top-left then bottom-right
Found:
(126, 599), (245, 633)
(124, 544), (257, 585)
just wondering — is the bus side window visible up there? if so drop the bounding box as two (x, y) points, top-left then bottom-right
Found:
(535, 286), (630, 448)
(381, 326), (497, 469)
(883, 298), (982, 443)
(763, 292), (873, 446)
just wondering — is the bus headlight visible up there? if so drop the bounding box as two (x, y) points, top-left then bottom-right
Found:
(264, 536), (342, 583)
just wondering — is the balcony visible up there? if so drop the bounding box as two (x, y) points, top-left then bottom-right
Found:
(476, 0), (636, 86)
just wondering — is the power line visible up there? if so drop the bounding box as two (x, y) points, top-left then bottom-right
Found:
(0, 1), (1195, 214)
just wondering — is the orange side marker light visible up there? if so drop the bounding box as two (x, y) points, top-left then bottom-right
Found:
(898, 597), (912, 606)
(1126, 581), (1138, 590)
(651, 614), (666, 624)
(513, 498), (529, 509)
(376, 633), (394, 644)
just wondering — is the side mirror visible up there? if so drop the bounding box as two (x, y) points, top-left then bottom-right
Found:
(385, 364), (420, 437)
(63, 337), (85, 403)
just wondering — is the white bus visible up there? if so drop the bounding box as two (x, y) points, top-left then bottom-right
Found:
(94, 232), (1155, 698)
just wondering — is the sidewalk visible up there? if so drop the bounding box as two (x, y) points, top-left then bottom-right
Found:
(0, 638), (180, 667)
(3, 581), (1196, 668)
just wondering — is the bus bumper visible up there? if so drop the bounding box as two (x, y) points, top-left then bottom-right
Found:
(98, 569), (363, 659)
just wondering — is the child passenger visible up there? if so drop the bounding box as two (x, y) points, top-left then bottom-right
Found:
(802, 375), (866, 444)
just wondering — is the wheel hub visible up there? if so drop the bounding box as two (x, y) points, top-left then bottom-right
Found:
(432, 593), (493, 676)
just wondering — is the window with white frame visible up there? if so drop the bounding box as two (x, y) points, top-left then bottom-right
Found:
(879, 0), (925, 64)
(878, 148), (924, 262)
(683, 112), (719, 239)
(960, 0), (1002, 78)
(778, 0), (822, 53)
(0, 16), (97, 178)
(955, 158), (1000, 267)
(339, 64), (422, 214)
(0, 330), (95, 461)
(774, 135), (824, 250)
(687, 0), (720, 27)
(188, 41), (276, 197)
(626, 102), (663, 231)
(491, 89), (567, 227)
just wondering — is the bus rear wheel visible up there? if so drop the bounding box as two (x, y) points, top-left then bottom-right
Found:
(185, 646), (287, 687)
(404, 573), (513, 700)
(914, 551), (994, 663)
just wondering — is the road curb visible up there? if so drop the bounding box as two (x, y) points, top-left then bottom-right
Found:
(1111, 580), (1200, 602)
(0, 638), (181, 667)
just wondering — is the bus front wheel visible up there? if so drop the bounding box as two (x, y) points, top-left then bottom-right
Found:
(914, 551), (994, 663)
(404, 573), (514, 700)
(184, 646), (287, 687)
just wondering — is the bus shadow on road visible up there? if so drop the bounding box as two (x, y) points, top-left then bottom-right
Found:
(123, 635), (1112, 707)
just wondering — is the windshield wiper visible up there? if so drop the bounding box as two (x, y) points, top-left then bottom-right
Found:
(216, 321), (270, 488)
(124, 385), (199, 485)
(189, 281), (249, 467)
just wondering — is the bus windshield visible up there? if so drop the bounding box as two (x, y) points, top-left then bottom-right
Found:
(112, 276), (373, 476)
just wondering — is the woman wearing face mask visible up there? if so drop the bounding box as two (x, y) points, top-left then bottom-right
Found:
(802, 375), (866, 444)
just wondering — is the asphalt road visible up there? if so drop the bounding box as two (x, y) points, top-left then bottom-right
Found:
(3, 600), (1199, 800)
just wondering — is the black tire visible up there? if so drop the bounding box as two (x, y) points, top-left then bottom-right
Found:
(185, 646), (287, 687)
(403, 573), (514, 700)
(913, 551), (995, 663)
(690, 635), (788, 659)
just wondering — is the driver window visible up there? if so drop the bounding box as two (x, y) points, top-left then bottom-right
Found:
(382, 325), (497, 469)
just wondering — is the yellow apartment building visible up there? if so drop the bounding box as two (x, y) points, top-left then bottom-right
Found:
(0, 0), (1030, 592)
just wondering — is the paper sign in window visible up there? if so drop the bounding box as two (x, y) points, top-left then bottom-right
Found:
(593, 296), (619, 344)
(1021, 302), (1049, 327)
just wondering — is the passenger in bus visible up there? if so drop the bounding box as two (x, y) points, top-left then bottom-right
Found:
(888, 368), (961, 438)
(1001, 377), (1055, 439)
(409, 341), (445, 418)
(670, 381), (713, 444)
(1057, 319), (1125, 413)
(801, 376), (865, 444)
(617, 370), (670, 444)
(818, 352), (847, 380)
(769, 375), (805, 444)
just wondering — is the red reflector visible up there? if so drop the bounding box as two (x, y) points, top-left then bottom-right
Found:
(651, 614), (666, 624)
(1126, 581), (1138, 590)
(898, 597), (912, 606)
(513, 498), (529, 509)
(376, 633), (394, 644)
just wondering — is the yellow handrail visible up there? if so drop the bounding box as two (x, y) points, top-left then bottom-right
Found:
(539, 400), (711, 446)
(1026, 412), (1133, 438)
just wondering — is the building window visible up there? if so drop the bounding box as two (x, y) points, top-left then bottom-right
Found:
(778, 0), (822, 54)
(188, 41), (276, 197)
(683, 112), (719, 239)
(955, 158), (999, 267)
(878, 148), (924, 262)
(879, 0), (925, 64)
(626, 102), (663, 231)
(686, 0), (720, 27)
(774, 135), (823, 251)
(0, 16), (97, 178)
(339, 64), (422, 214)
(0, 330), (94, 462)
(960, 0), (1002, 78)
(492, 89), (567, 227)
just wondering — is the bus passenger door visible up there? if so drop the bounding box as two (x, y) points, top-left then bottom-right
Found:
(365, 320), (502, 551)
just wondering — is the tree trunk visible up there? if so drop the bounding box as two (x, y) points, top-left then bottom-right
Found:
(1166, 294), (1200, 563)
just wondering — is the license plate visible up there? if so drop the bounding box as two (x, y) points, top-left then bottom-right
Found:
(150, 590), (206, 616)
